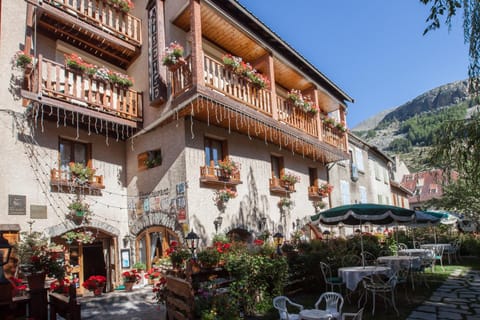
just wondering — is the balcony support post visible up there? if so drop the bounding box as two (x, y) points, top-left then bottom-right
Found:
(266, 54), (277, 120)
(190, 0), (204, 87)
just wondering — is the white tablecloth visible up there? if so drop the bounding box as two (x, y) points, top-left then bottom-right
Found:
(377, 255), (421, 272)
(338, 266), (391, 291)
(420, 243), (453, 251)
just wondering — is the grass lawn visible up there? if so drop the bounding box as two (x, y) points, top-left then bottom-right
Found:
(260, 256), (480, 320)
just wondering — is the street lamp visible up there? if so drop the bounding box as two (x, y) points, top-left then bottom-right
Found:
(259, 216), (267, 231)
(185, 230), (200, 259)
(273, 232), (284, 255)
(213, 216), (223, 234)
(0, 232), (12, 284)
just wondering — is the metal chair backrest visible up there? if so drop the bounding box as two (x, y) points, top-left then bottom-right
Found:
(361, 251), (377, 265)
(342, 254), (362, 267)
(273, 296), (303, 320)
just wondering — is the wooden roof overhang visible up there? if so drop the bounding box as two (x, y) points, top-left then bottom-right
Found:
(28, 0), (139, 69)
(172, 0), (353, 110)
(21, 90), (140, 140)
(150, 85), (349, 164)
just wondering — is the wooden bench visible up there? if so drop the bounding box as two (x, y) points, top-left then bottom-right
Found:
(49, 284), (81, 320)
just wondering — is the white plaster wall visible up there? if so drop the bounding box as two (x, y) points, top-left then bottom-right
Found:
(368, 155), (391, 204)
(184, 119), (326, 245)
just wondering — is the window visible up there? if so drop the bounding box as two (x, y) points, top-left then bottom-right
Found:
(359, 186), (367, 203)
(374, 162), (381, 180)
(59, 138), (90, 171)
(271, 155), (284, 178)
(354, 147), (364, 171)
(308, 167), (318, 187)
(340, 180), (350, 205)
(383, 168), (389, 183)
(377, 194), (383, 204)
(204, 137), (225, 166)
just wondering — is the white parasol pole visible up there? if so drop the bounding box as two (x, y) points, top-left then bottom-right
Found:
(360, 219), (365, 267)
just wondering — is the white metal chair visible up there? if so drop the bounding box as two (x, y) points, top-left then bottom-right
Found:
(397, 243), (408, 251)
(432, 245), (445, 271)
(314, 291), (344, 320)
(362, 273), (399, 316)
(341, 307), (364, 320)
(273, 296), (304, 320)
(320, 262), (345, 293)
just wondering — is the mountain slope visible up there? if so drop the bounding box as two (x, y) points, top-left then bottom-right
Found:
(352, 80), (476, 171)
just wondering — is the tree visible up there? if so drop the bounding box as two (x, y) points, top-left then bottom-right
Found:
(421, 0), (480, 94)
(426, 112), (480, 217)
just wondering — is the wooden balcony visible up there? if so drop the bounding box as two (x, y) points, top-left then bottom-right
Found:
(28, 0), (141, 68)
(21, 55), (142, 129)
(269, 177), (296, 194)
(171, 53), (346, 152)
(276, 96), (318, 137)
(200, 165), (242, 187)
(50, 168), (105, 194)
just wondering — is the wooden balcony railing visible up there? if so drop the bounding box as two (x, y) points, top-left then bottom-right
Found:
(200, 165), (242, 186)
(170, 53), (346, 151)
(276, 96), (318, 137)
(27, 55), (141, 121)
(51, 168), (105, 190)
(269, 177), (296, 193)
(203, 55), (273, 116)
(42, 0), (142, 46)
(322, 123), (345, 150)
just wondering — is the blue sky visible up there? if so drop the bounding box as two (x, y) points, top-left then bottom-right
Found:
(237, 0), (468, 127)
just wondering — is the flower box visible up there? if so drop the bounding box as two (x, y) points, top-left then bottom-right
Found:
(162, 42), (186, 71)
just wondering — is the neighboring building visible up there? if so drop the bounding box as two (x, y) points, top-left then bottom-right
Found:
(0, 0), (353, 291)
(401, 169), (455, 210)
(327, 133), (411, 236)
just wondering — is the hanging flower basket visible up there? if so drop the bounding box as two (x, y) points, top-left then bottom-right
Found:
(162, 42), (186, 71)
(318, 183), (334, 197)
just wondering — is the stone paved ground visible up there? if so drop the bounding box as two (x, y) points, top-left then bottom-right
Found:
(78, 285), (166, 320)
(406, 269), (480, 320)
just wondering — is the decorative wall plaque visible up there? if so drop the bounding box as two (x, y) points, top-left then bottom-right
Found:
(8, 195), (26, 215)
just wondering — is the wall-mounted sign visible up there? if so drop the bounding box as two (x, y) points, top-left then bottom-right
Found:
(30, 205), (47, 219)
(8, 195), (26, 215)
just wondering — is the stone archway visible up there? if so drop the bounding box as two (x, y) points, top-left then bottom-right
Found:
(45, 219), (120, 238)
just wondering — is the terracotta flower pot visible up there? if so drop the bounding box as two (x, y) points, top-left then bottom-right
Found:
(124, 281), (134, 292)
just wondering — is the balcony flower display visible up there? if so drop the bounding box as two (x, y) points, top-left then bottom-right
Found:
(335, 122), (347, 132)
(50, 278), (71, 295)
(213, 188), (237, 204)
(13, 51), (33, 69)
(218, 159), (240, 175)
(318, 183), (334, 197)
(69, 162), (95, 184)
(64, 54), (134, 87)
(287, 89), (319, 114)
(162, 42), (185, 69)
(61, 230), (95, 244)
(222, 53), (270, 89)
(107, 0), (134, 13)
(281, 172), (301, 185)
(82, 275), (106, 296)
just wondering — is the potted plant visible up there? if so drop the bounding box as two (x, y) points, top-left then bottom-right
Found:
(106, 0), (134, 13)
(278, 197), (294, 210)
(318, 183), (334, 197)
(213, 188), (237, 205)
(166, 241), (191, 269)
(218, 159), (240, 177)
(82, 275), (107, 296)
(50, 277), (71, 295)
(14, 231), (65, 288)
(68, 162), (95, 184)
(162, 42), (185, 70)
(67, 200), (92, 225)
(14, 51), (33, 70)
(281, 172), (300, 185)
(196, 247), (221, 269)
(121, 270), (141, 291)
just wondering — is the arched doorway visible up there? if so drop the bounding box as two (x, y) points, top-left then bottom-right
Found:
(135, 226), (179, 269)
(52, 227), (114, 295)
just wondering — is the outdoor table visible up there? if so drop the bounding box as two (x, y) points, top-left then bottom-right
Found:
(398, 249), (432, 259)
(420, 243), (452, 250)
(377, 255), (421, 272)
(299, 309), (332, 320)
(337, 265), (391, 292)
